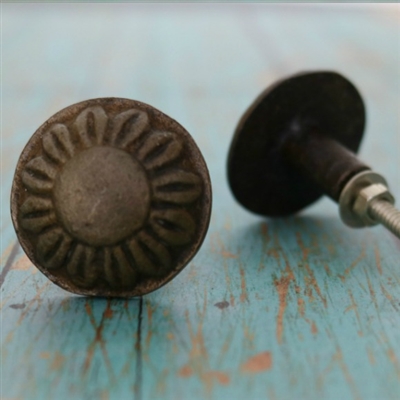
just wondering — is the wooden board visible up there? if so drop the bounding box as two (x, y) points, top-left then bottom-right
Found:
(1, 4), (399, 400)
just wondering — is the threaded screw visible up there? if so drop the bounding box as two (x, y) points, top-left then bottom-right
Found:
(369, 200), (400, 239)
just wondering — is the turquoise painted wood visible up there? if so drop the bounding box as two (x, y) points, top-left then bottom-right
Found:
(1, 4), (400, 400)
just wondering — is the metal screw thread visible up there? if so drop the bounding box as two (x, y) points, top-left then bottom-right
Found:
(369, 200), (400, 239)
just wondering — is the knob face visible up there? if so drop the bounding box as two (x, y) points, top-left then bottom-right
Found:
(11, 98), (212, 297)
(227, 71), (365, 217)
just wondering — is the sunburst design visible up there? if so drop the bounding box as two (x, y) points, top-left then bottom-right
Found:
(18, 104), (203, 292)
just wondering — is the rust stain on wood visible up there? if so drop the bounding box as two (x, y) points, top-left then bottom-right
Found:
(304, 263), (327, 307)
(374, 245), (383, 275)
(241, 351), (273, 373)
(380, 284), (399, 311)
(387, 349), (400, 378)
(297, 233), (327, 308)
(203, 371), (230, 386)
(318, 346), (361, 400)
(367, 348), (376, 365)
(297, 296), (305, 316)
(340, 246), (366, 281)
(178, 364), (193, 378)
(239, 263), (248, 303)
(274, 262), (295, 344)
(324, 264), (332, 276)
(178, 364), (230, 387)
(345, 289), (363, 334)
(83, 300), (115, 382)
(311, 321), (318, 335)
(180, 293), (232, 393)
(50, 352), (65, 370)
(0, 242), (15, 264)
(146, 301), (154, 347)
(11, 254), (36, 273)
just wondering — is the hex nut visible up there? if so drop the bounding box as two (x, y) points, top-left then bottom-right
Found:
(353, 183), (394, 225)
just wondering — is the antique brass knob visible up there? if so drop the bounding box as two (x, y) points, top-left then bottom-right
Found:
(11, 98), (212, 297)
(228, 71), (400, 239)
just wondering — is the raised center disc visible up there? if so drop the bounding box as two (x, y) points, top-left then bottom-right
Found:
(54, 146), (150, 246)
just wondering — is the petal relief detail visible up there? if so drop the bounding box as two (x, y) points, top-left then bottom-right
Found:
(66, 244), (97, 288)
(110, 109), (149, 149)
(127, 231), (171, 277)
(137, 131), (183, 170)
(36, 228), (72, 270)
(150, 209), (196, 246)
(104, 247), (137, 290)
(42, 123), (75, 164)
(22, 157), (57, 193)
(74, 106), (108, 147)
(152, 170), (202, 204)
(20, 196), (56, 233)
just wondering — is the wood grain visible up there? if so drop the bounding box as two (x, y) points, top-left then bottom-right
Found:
(1, 3), (399, 400)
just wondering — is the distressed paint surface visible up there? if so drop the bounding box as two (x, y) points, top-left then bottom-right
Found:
(1, 4), (400, 400)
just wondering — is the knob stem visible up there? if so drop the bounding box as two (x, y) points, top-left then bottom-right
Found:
(282, 128), (370, 201)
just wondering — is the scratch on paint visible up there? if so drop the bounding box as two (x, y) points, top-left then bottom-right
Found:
(211, 233), (238, 259)
(145, 301), (154, 347)
(241, 351), (273, 373)
(324, 264), (332, 276)
(178, 364), (193, 378)
(239, 263), (248, 303)
(340, 246), (366, 281)
(365, 269), (379, 315)
(296, 287), (318, 335)
(318, 345), (361, 400)
(274, 262), (295, 344)
(374, 245), (383, 275)
(380, 284), (399, 311)
(387, 349), (400, 378)
(83, 300), (116, 383)
(367, 348), (376, 365)
(304, 263), (327, 307)
(296, 233), (327, 308)
(11, 254), (36, 273)
(223, 262), (235, 307)
(50, 352), (65, 370)
(178, 292), (231, 394)
(345, 289), (363, 335)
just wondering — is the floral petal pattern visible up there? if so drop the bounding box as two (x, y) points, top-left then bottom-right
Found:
(150, 209), (196, 246)
(20, 196), (56, 233)
(22, 157), (57, 193)
(137, 131), (183, 170)
(42, 123), (75, 164)
(110, 109), (149, 149)
(15, 100), (208, 296)
(74, 106), (108, 147)
(66, 244), (97, 288)
(127, 231), (171, 276)
(36, 228), (72, 270)
(152, 170), (202, 204)
(104, 247), (137, 289)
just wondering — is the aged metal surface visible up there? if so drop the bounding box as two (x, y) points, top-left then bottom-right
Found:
(228, 71), (400, 239)
(10, 98), (212, 297)
(1, 4), (400, 400)
(339, 171), (393, 227)
(228, 72), (367, 217)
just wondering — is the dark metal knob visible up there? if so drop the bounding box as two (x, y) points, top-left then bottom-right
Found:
(11, 98), (212, 297)
(228, 71), (400, 239)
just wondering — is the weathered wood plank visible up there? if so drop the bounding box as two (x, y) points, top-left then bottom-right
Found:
(1, 4), (399, 400)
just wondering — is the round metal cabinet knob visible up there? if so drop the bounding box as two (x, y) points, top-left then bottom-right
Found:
(11, 98), (212, 297)
(228, 71), (400, 239)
